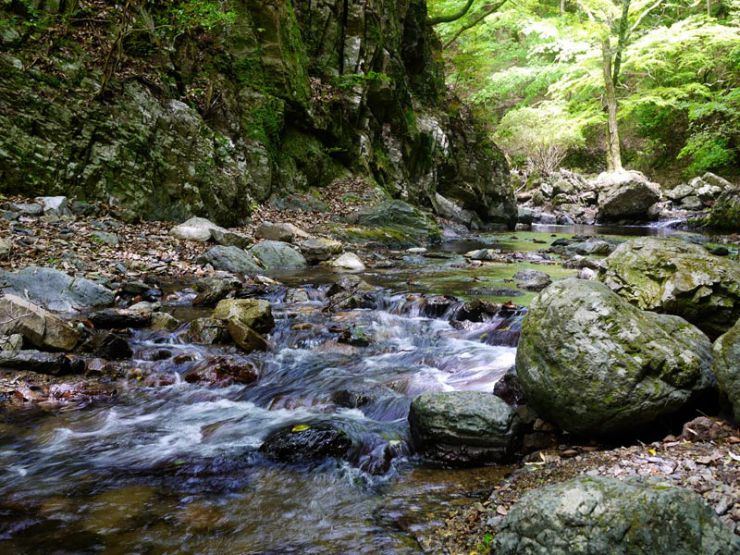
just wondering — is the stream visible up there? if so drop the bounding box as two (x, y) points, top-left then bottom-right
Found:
(0, 224), (691, 553)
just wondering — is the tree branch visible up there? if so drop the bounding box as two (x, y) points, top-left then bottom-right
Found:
(443, 0), (509, 49)
(429, 0), (476, 25)
(628, 0), (665, 38)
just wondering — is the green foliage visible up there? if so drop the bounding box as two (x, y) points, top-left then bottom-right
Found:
(495, 100), (588, 173)
(430, 0), (740, 176)
(163, 0), (237, 31)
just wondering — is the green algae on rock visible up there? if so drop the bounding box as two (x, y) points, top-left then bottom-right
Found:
(516, 279), (715, 436)
(599, 237), (740, 338)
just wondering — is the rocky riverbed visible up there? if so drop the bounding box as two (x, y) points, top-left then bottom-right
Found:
(0, 193), (738, 553)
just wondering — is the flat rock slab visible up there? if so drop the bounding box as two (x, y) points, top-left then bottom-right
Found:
(0, 266), (114, 312)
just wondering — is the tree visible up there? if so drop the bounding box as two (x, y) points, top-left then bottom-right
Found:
(577, 0), (669, 171)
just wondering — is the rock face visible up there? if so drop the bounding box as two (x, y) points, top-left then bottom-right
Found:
(516, 279), (714, 435)
(594, 170), (661, 221)
(599, 237), (739, 338)
(713, 319), (740, 422)
(0, 294), (81, 351)
(0, 266), (114, 312)
(492, 476), (739, 555)
(0, 1), (514, 226)
(408, 391), (521, 465)
(249, 241), (307, 271)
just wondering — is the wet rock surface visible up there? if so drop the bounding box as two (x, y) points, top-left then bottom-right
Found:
(260, 423), (353, 464)
(409, 392), (521, 466)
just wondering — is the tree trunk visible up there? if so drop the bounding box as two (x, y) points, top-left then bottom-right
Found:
(560, 0), (566, 15)
(601, 39), (623, 171)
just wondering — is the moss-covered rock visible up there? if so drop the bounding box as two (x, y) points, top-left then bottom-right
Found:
(493, 476), (740, 554)
(713, 319), (740, 423)
(516, 279), (715, 436)
(706, 187), (740, 232)
(0, 0), (515, 226)
(409, 391), (521, 465)
(353, 199), (441, 246)
(599, 237), (740, 338)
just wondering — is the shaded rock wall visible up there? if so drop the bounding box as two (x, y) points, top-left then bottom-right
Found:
(0, 0), (515, 227)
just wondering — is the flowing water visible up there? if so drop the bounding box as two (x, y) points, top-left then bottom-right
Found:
(0, 226), (695, 553)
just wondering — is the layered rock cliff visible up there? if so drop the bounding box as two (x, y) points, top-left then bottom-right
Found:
(0, 0), (515, 227)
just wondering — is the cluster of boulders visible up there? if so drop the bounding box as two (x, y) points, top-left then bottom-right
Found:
(408, 236), (739, 551)
(171, 216), (367, 274)
(517, 169), (738, 230)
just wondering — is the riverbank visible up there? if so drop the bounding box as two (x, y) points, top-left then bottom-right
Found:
(0, 194), (738, 553)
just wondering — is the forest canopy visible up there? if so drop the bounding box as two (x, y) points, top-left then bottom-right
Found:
(428, 0), (740, 181)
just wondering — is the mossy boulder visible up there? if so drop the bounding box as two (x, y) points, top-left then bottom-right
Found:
(599, 237), (740, 338)
(354, 200), (441, 246)
(516, 279), (715, 436)
(706, 187), (740, 232)
(212, 299), (274, 353)
(594, 170), (661, 222)
(713, 319), (740, 423)
(493, 476), (739, 554)
(212, 299), (274, 335)
(409, 391), (521, 465)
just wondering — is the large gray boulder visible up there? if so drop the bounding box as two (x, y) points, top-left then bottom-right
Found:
(492, 476), (739, 555)
(594, 170), (661, 221)
(249, 240), (307, 271)
(0, 294), (81, 351)
(599, 237), (739, 338)
(197, 246), (262, 274)
(408, 391), (521, 465)
(516, 279), (714, 435)
(0, 266), (114, 312)
(713, 319), (740, 423)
